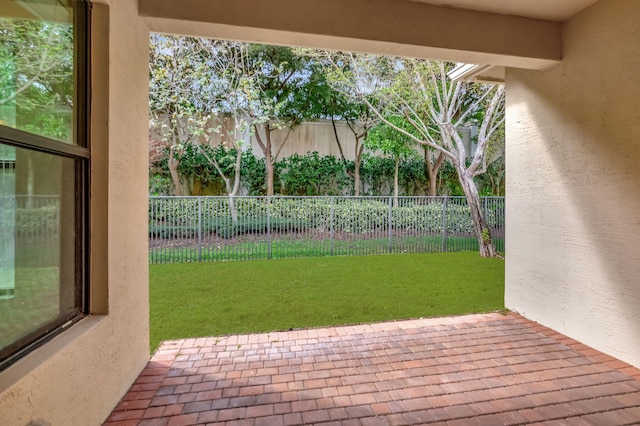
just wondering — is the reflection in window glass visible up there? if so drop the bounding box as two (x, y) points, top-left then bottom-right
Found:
(0, 144), (15, 299)
(0, 0), (75, 143)
(0, 143), (79, 355)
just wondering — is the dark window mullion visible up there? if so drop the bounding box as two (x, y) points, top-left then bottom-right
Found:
(74, 0), (91, 150)
(0, 126), (90, 159)
(74, 0), (91, 315)
(76, 158), (90, 314)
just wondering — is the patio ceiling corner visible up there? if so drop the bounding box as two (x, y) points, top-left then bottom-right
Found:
(139, 0), (562, 70)
(448, 63), (505, 84)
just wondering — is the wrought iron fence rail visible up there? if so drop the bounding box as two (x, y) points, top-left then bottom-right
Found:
(0, 196), (60, 270)
(149, 196), (505, 264)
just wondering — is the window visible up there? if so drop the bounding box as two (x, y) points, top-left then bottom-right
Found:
(0, 0), (89, 370)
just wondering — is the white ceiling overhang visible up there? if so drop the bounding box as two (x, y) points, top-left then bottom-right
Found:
(405, 0), (600, 22)
(140, 0), (600, 71)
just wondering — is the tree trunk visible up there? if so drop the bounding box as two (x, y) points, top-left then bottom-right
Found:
(168, 146), (187, 196)
(428, 175), (437, 197)
(354, 155), (361, 197)
(255, 124), (275, 196)
(425, 148), (444, 197)
(458, 170), (497, 258)
(228, 147), (243, 224)
(393, 156), (399, 207)
(265, 152), (274, 196)
(229, 195), (238, 223)
(333, 118), (361, 196)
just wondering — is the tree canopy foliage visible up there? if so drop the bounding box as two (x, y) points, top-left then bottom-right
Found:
(321, 52), (505, 256)
(0, 17), (74, 141)
(148, 36), (506, 255)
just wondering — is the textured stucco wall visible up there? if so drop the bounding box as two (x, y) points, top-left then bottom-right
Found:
(505, 0), (640, 367)
(0, 1), (151, 424)
(150, 117), (366, 162)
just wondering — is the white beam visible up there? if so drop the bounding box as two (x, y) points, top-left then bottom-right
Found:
(139, 0), (561, 70)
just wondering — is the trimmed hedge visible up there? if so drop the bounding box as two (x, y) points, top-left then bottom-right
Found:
(149, 196), (504, 239)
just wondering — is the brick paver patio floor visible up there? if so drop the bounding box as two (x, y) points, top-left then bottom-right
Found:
(105, 313), (640, 425)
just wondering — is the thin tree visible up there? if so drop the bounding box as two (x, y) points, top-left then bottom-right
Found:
(295, 57), (379, 196)
(333, 103), (378, 196)
(149, 35), (213, 196)
(150, 36), (265, 222)
(326, 53), (505, 257)
(249, 45), (329, 196)
(194, 39), (261, 222)
(367, 116), (417, 205)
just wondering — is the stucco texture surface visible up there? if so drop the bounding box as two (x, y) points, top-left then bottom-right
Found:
(505, 0), (640, 367)
(0, 0), (151, 425)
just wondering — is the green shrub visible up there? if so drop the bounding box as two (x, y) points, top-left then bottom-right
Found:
(149, 224), (199, 239)
(212, 217), (313, 238)
(149, 196), (503, 238)
(275, 152), (351, 195)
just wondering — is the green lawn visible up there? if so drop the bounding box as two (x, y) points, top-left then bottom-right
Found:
(150, 252), (504, 352)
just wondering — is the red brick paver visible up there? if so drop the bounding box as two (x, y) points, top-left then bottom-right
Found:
(105, 313), (640, 425)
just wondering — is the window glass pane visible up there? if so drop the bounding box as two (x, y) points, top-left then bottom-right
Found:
(0, 143), (79, 358)
(0, 0), (76, 144)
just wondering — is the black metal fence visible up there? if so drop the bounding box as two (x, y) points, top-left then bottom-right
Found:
(149, 196), (505, 264)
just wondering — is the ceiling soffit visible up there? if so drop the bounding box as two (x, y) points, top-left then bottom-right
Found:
(141, 0), (562, 70)
(404, 0), (600, 22)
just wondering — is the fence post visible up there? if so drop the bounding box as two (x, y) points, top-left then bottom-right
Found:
(267, 197), (272, 260)
(197, 197), (202, 262)
(388, 197), (393, 253)
(442, 196), (448, 252)
(150, 198), (155, 265)
(330, 197), (334, 256)
(147, 195), (505, 264)
(483, 197), (488, 224)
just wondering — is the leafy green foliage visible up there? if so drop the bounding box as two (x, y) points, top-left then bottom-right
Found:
(439, 161), (464, 196)
(358, 154), (393, 192)
(475, 157), (505, 196)
(248, 45), (319, 123)
(0, 18), (74, 141)
(150, 235), (504, 264)
(149, 197), (505, 239)
(151, 146), (503, 197)
(166, 144), (264, 195)
(240, 153), (267, 196)
(177, 144), (224, 187)
(149, 174), (174, 196)
(367, 116), (417, 159)
(148, 42), (505, 198)
(359, 154), (431, 196)
(275, 152), (351, 195)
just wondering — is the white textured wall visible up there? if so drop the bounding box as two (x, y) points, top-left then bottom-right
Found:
(150, 117), (365, 161)
(505, 0), (640, 367)
(0, 1), (151, 424)
(255, 121), (362, 162)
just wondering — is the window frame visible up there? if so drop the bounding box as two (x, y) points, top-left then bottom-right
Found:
(0, 0), (91, 371)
